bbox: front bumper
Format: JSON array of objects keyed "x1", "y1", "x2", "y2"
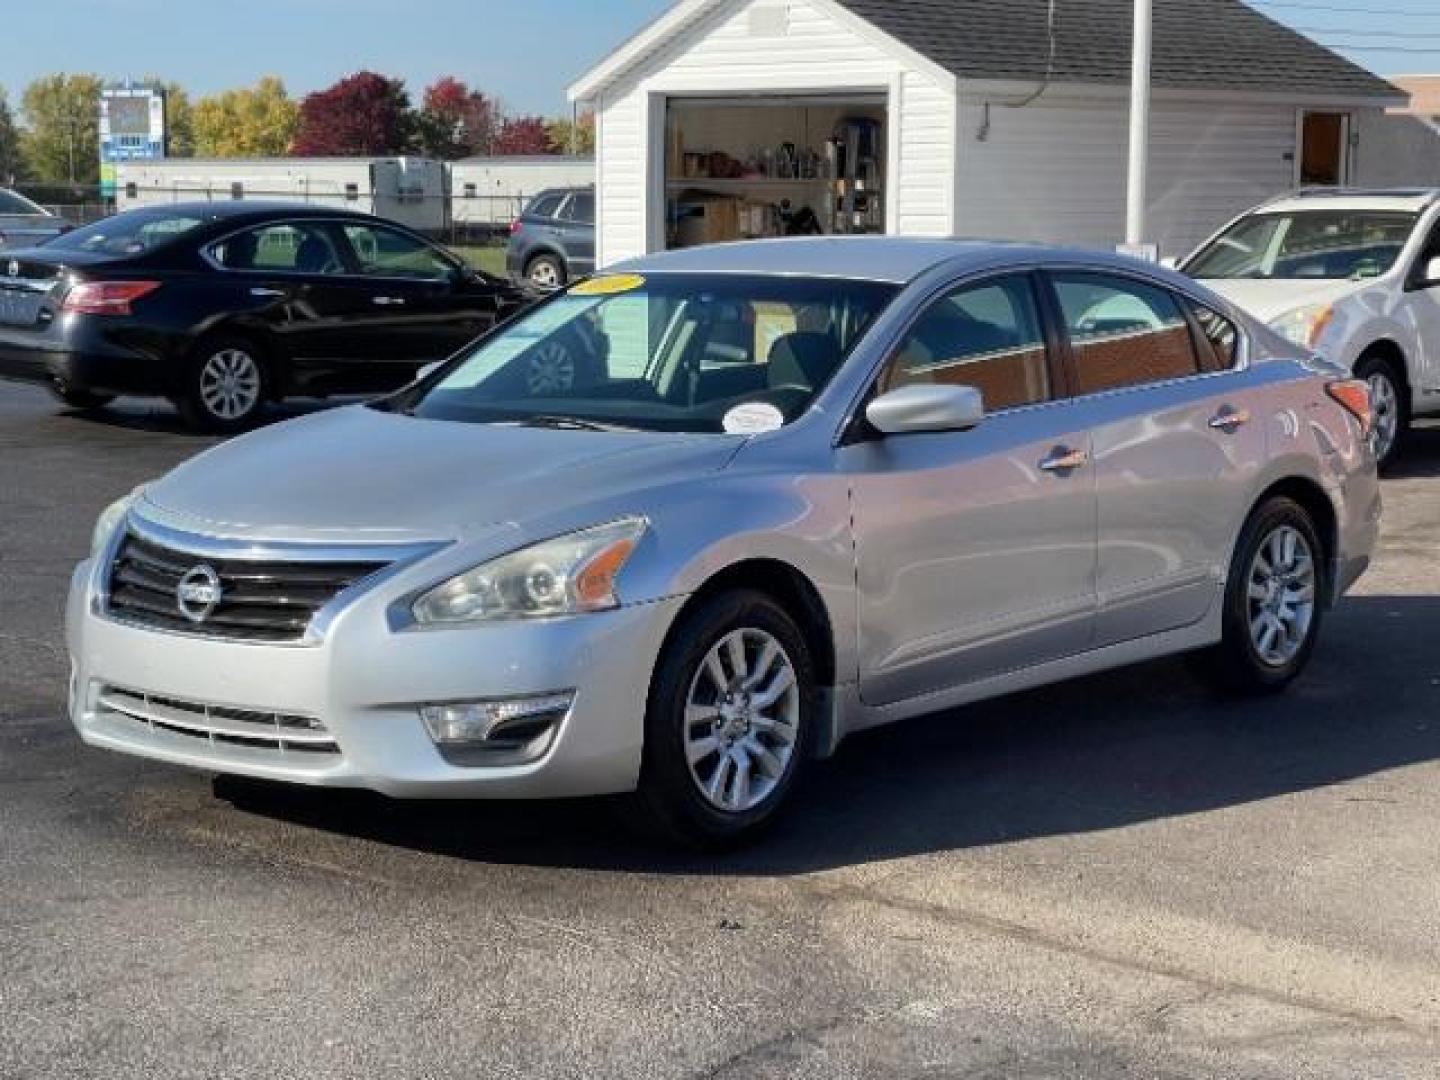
[{"x1": 66, "y1": 556, "x2": 684, "y2": 798}]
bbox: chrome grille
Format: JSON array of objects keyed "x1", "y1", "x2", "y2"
[
  {"x1": 106, "y1": 532, "x2": 389, "y2": 643},
  {"x1": 95, "y1": 685, "x2": 340, "y2": 755}
]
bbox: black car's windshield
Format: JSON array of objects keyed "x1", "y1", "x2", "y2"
[
  {"x1": 46, "y1": 211, "x2": 206, "y2": 256},
  {"x1": 400, "y1": 273, "x2": 899, "y2": 434},
  {"x1": 0, "y1": 190, "x2": 45, "y2": 216},
  {"x1": 1186, "y1": 210, "x2": 1419, "y2": 281}
]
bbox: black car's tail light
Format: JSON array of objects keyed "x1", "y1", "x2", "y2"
[
  {"x1": 62, "y1": 280, "x2": 162, "y2": 316},
  {"x1": 1326, "y1": 379, "x2": 1374, "y2": 438}
]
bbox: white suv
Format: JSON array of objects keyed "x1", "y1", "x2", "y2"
[{"x1": 1184, "y1": 189, "x2": 1440, "y2": 467}]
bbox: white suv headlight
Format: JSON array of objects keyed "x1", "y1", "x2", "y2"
[
  {"x1": 1270, "y1": 303, "x2": 1335, "y2": 348},
  {"x1": 90, "y1": 485, "x2": 150, "y2": 556},
  {"x1": 410, "y1": 517, "x2": 647, "y2": 626}
]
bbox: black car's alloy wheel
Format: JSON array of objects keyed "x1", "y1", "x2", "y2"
[
  {"x1": 636, "y1": 590, "x2": 815, "y2": 848},
  {"x1": 178, "y1": 336, "x2": 268, "y2": 432}
]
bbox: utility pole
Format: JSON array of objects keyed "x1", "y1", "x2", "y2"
[{"x1": 1124, "y1": 0, "x2": 1152, "y2": 249}]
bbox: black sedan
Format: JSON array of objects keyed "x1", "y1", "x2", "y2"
[{"x1": 0, "y1": 202, "x2": 526, "y2": 430}]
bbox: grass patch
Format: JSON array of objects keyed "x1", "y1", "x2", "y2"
[{"x1": 449, "y1": 244, "x2": 508, "y2": 278}]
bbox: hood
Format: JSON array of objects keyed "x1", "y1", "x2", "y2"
[
  {"x1": 141, "y1": 405, "x2": 744, "y2": 543},
  {"x1": 1199, "y1": 277, "x2": 1369, "y2": 325}
]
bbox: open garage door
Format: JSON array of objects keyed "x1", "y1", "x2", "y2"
[{"x1": 664, "y1": 94, "x2": 888, "y2": 251}]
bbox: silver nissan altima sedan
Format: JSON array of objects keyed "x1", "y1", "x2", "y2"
[{"x1": 67, "y1": 238, "x2": 1380, "y2": 845}]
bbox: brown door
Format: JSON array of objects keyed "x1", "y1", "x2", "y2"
[{"x1": 1301, "y1": 112, "x2": 1348, "y2": 186}]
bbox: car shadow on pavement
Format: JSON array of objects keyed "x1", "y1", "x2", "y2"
[
  {"x1": 215, "y1": 593, "x2": 1440, "y2": 876},
  {"x1": 1386, "y1": 421, "x2": 1440, "y2": 479}
]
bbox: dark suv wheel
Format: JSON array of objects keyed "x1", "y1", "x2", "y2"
[{"x1": 526, "y1": 253, "x2": 567, "y2": 291}]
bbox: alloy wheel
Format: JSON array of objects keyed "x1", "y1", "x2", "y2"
[
  {"x1": 1366, "y1": 370, "x2": 1399, "y2": 462},
  {"x1": 1246, "y1": 524, "x2": 1317, "y2": 668},
  {"x1": 682, "y1": 627, "x2": 801, "y2": 813},
  {"x1": 199, "y1": 348, "x2": 262, "y2": 421},
  {"x1": 528, "y1": 260, "x2": 561, "y2": 289}
]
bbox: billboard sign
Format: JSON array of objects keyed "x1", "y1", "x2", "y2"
[{"x1": 99, "y1": 84, "x2": 166, "y2": 196}]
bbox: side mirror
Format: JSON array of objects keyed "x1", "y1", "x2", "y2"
[
  {"x1": 866, "y1": 384, "x2": 985, "y2": 436},
  {"x1": 416, "y1": 361, "x2": 444, "y2": 382},
  {"x1": 1422, "y1": 256, "x2": 1440, "y2": 287},
  {"x1": 1160, "y1": 255, "x2": 1179, "y2": 270}
]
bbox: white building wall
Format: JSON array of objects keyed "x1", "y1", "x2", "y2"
[
  {"x1": 590, "y1": 0, "x2": 956, "y2": 265},
  {"x1": 1353, "y1": 110, "x2": 1440, "y2": 187},
  {"x1": 449, "y1": 158, "x2": 595, "y2": 226},
  {"x1": 955, "y1": 95, "x2": 1298, "y2": 258}
]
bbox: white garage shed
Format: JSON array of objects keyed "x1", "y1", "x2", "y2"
[{"x1": 570, "y1": 0, "x2": 1409, "y2": 266}]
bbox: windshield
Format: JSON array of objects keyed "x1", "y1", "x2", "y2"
[
  {"x1": 47, "y1": 211, "x2": 206, "y2": 256},
  {"x1": 0, "y1": 190, "x2": 45, "y2": 216},
  {"x1": 398, "y1": 273, "x2": 899, "y2": 434},
  {"x1": 1186, "y1": 210, "x2": 1418, "y2": 281}
]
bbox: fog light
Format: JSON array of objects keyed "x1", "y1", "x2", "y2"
[{"x1": 419, "y1": 692, "x2": 574, "y2": 752}]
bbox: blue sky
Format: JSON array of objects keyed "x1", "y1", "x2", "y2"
[{"x1": 1, "y1": 0, "x2": 1438, "y2": 116}]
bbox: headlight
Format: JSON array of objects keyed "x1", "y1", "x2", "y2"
[
  {"x1": 90, "y1": 485, "x2": 149, "y2": 556},
  {"x1": 410, "y1": 517, "x2": 647, "y2": 626},
  {"x1": 1270, "y1": 303, "x2": 1335, "y2": 348}
]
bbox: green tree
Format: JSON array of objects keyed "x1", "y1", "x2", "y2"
[
  {"x1": 20, "y1": 74, "x2": 103, "y2": 184},
  {"x1": 545, "y1": 112, "x2": 595, "y2": 156},
  {"x1": 192, "y1": 77, "x2": 299, "y2": 157},
  {"x1": 0, "y1": 87, "x2": 22, "y2": 183}
]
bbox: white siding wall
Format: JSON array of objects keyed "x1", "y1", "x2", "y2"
[
  {"x1": 1353, "y1": 109, "x2": 1440, "y2": 187},
  {"x1": 591, "y1": 0, "x2": 956, "y2": 264},
  {"x1": 955, "y1": 96, "x2": 1299, "y2": 258}
]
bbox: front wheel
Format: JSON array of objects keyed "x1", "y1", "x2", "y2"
[
  {"x1": 1195, "y1": 496, "x2": 1324, "y2": 695},
  {"x1": 636, "y1": 590, "x2": 815, "y2": 848},
  {"x1": 176, "y1": 336, "x2": 268, "y2": 433},
  {"x1": 1354, "y1": 355, "x2": 1407, "y2": 471}
]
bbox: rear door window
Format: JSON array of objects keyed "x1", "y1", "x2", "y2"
[
  {"x1": 1051, "y1": 273, "x2": 1201, "y2": 394},
  {"x1": 527, "y1": 193, "x2": 564, "y2": 220},
  {"x1": 210, "y1": 223, "x2": 344, "y2": 274}
]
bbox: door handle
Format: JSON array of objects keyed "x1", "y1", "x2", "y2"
[
  {"x1": 1039, "y1": 446, "x2": 1089, "y2": 473},
  {"x1": 249, "y1": 287, "x2": 286, "y2": 298},
  {"x1": 1209, "y1": 406, "x2": 1252, "y2": 432},
  {"x1": 372, "y1": 296, "x2": 407, "y2": 307}
]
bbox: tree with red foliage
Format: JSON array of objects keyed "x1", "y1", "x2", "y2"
[
  {"x1": 491, "y1": 116, "x2": 554, "y2": 156},
  {"x1": 292, "y1": 71, "x2": 415, "y2": 156},
  {"x1": 416, "y1": 77, "x2": 497, "y2": 159}
]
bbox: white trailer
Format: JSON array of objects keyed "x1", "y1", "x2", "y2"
[
  {"x1": 114, "y1": 157, "x2": 448, "y2": 233},
  {"x1": 448, "y1": 156, "x2": 595, "y2": 231}
]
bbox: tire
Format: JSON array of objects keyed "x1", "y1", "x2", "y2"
[
  {"x1": 1354, "y1": 353, "x2": 1408, "y2": 472},
  {"x1": 49, "y1": 384, "x2": 115, "y2": 410},
  {"x1": 176, "y1": 335, "x2": 269, "y2": 433},
  {"x1": 525, "y1": 253, "x2": 566, "y2": 291},
  {"x1": 635, "y1": 590, "x2": 816, "y2": 848},
  {"x1": 1195, "y1": 496, "x2": 1325, "y2": 696}
]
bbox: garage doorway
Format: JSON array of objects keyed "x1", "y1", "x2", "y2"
[
  {"x1": 663, "y1": 94, "x2": 888, "y2": 250},
  {"x1": 1299, "y1": 111, "x2": 1351, "y2": 187}
]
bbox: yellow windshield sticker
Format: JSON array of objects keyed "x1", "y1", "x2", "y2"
[{"x1": 570, "y1": 273, "x2": 646, "y2": 297}]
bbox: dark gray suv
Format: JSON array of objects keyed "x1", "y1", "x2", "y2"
[{"x1": 505, "y1": 186, "x2": 595, "y2": 290}]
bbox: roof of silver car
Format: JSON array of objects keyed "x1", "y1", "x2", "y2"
[{"x1": 612, "y1": 236, "x2": 1162, "y2": 285}]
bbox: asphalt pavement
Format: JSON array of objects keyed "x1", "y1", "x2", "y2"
[{"x1": 3, "y1": 383, "x2": 1439, "y2": 1079}]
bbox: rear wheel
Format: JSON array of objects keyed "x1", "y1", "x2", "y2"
[
  {"x1": 635, "y1": 590, "x2": 815, "y2": 848},
  {"x1": 1196, "y1": 496, "x2": 1324, "y2": 695},
  {"x1": 525, "y1": 253, "x2": 566, "y2": 291},
  {"x1": 177, "y1": 336, "x2": 268, "y2": 433},
  {"x1": 49, "y1": 384, "x2": 115, "y2": 410},
  {"x1": 1354, "y1": 353, "x2": 1407, "y2": 470}
]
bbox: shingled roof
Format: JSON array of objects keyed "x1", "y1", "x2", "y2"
[{"x1": 832, "y1": 0, "x2": 1402, "y2": 100}]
